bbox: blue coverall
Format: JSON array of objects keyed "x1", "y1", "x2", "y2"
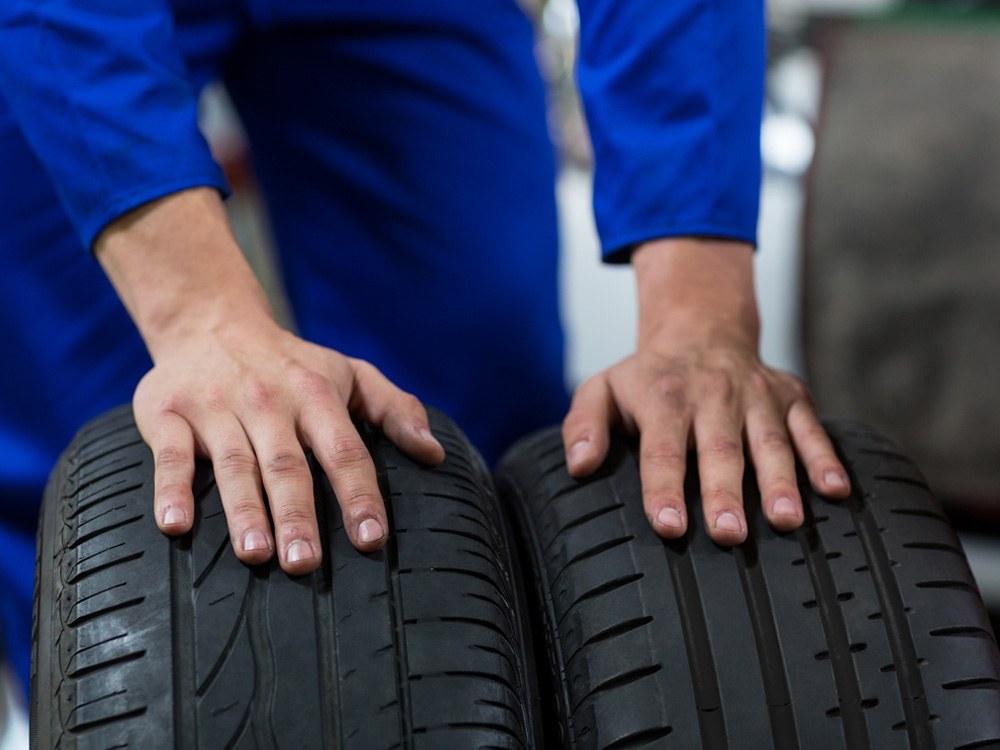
[{"x1": 0, "y1": 0, "x2": 763, "y2": 696}]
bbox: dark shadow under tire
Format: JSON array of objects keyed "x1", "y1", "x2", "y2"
[
  {"x1": 32, "y1": 405, "x2": 542, "y2": 749},
  {"x1": 497, "y1": 422, "x2": 1000, "y2": 750}
]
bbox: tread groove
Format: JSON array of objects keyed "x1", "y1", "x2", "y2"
[
  {"x1": 796, "y1": 513, "x2": 869, "y2": 749},
  {"x1": 849, "y1": 485, "x2": 933, "y2": 749},
  {"x1": 665, "y1": 543, "x2": 727, "y2": 747},
  {"x1": 735, "y1": 539, "x2": 798, "y2": 749}
]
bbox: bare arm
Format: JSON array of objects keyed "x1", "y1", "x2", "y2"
[
  {"x1": 562, "y1": 237, "x2": 850, "y2": 544},
  {"x1": 96, "y1": 187, "x2": 444, "y2": 574}
]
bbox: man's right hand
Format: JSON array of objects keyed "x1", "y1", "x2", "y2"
[{"x1": 95, "y1": 187, "x2": 444, "y2": 575}]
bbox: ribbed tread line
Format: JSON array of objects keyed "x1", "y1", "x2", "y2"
[
  {"x1": 901, "y1": 541, "x2": 964, "y2": 554},
  {"x1": 955, "y1": 739, "x2": 1000, "y2": 750},
  {"x1": 70, "y1": 459, "x2": 144, "y2": 495},
  {"x1": 873, "y1": 474, "x2": 929, "y2": 490},
  {"x1": 557, "y1": 573, "x2": 645, "y2": 628},
  {"x1": 380, "y1": 454, "x2": 415, "y2": 750},
  {"x1": 69, "y1": 482, "x2": 144, "y2": 519},
  {"x1": 411, "y1": 670, "x2": 519, "y2": 697},
  {"x1": 171, "y1": 535, "x2": 197, "y2": 748},
  {"x1": 602, "y1": 726, "x2": 674, "y2": 749},
  {"x1": 848, "y1": 481, "x2": 933, "y2": 750},
  {"x1": 563, "y1": 616, "x2": 653, "y2": 668},
  {"x1": 66, "y1": 649, "x2": 147, "y2": 680},
  {"x1": 194, "y1": 583, "x2": 251, "y2": 697},
  {"x1": 552, "y1": 535, "x2": 635, "y2": 585},
  {"x1": 665, "y1": 546, "x2": 727, "y2": 747},
  {"x1": 400, "y1": 565, "x2": 511, "y2": 603},
  {"x1": 246, "y1": 576, "x2": 278, "y2": 749},
  {"x1": 929, "y1": 626, "x2": 995, "y2": 639},
  {"x1": 405, "y1": 616, "x2": 518, "y2": 655},
  {"x1": 734, "y1": 540, "x2": 798, "y2": 750},
  {"x1": 457, "y1": 546, "x2": 508, "y2": 579},
  {"x1": 543, "y1": 503, "x2": 627, "y2": 554},
  {"x1": 571, "y1": 664, "x2": 662, "y2": 713},
  {"x1": 888, "y1": 507, "x2": 949, "y2": 523},
  {"x1": 795, "y1": 519, "x2": 869, "y2": 749},
  {"x1": 514, "y1": 479, "x2": 576, "y2": 747},
  {"x1": 464, "y1": 592, "x2": 517, "y2": 634},
  {"x1": 413, "y1": 721, "x2": 525, "y2": 747},
  {"x1": 68, "y1": 514, "x2": 144, "y2": 548},
  {"x1": 67, "y1": 595, "x2": 146, "y2": 628},
  {"x1": 915, "y1": 580, "x2": 978, "y2": 593},
  {"x1": 469, "y1": 643, "x2": 520, "y2": 679},
  {"x1": 66, "y1": 551, "x2": 145, "y2": 585},
  {"x1": 68, "y1": 706, "x2": 148, "y2": 734},
  {"x1": 942, "y1": 677, "x2": 1000, "y2": 691}
]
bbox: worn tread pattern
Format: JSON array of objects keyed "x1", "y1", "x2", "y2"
[
  {"x1": 33, "y1": 405, "x2": 540, "y2": 749},
  {"x1": 497, "y1": 421, "x2": 1000, "y2": 749}
]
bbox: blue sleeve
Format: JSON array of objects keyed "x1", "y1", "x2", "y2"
[
  {"x1": 576, "y1": 0, "x2": 765, "y2": 261},
  {"x1": 0, "y1": 0, "x2": 227, "y2": 251}
]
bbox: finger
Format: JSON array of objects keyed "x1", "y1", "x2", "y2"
[
  {"x1": 347, "y1": 359, "x2": 445, "y2": 465},
  {"x1": 745, "y1": 406, "x2": 803, "y2": 532},
  {"x1": 787, "y1": 398, "x2": 851, "y2": 499},
  {"x1": 693, "y1": 381, "x2": 747, "y2": 545},
  {"x1": 201, "y1": 416, "x2": 275, "y2": 567},
  {"x1": 243, "y1": 412, "x2": 321, "y2": 575},
  {"x1": 562, "y1": 375, "x2": 615, "y2": 477},
  {"x1": 635, "y1": 403, "x2": 690, "y2": 539},
  {"x1": 299, "y1": 397, "x2": 388, "y2": 554},
  {"x1": 141, "y1": 410, "x2": 197, "y2": 536}
]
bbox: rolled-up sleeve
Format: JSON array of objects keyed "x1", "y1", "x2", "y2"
[
  {"x1": 0, "y1": 0, "x2": 227, "y2": 250},
  {"x1": 576, "y1": 0, "x2": 765, "y2": 261}
]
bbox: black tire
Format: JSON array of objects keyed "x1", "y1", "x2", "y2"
[
  {"x1": 32, "y1": 405, "x2": 542, "y2": 749},
  {"x1": 497, "y1": 422, "x2": 1000, "y2": 749}
]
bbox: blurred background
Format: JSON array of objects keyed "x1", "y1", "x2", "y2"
[{"x1": 3, "y1": 0, "x2": 999, "y2": 745}]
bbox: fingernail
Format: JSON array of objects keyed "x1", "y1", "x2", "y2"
[
  {"x1": 243, "y1": 530, "x2": 270, "y2": 552},
  {"x1": 656, "y1": 507, "x2": 684, "y2": 530},
  {"x1": 418, "y1": 427, "x2": 436, "y2": 442},
  {"x1": 358, "y1": 518, "x2": 385, "y2": 544},
  {"x1": 163, "y1": 507, "x2": 186, "y2": 527},
  {"x1": 825, "y1": 471, "x2": 849, "y2": 490},
  {"x1": 567, "y1": 440, "x2": 590, "y2": 467},
  {"x1": 715, "y1": 512, "x2": 743, "y2": 533},
  {"x1": 286, "y1": 540, "x2": 315, "y2": 563},
  {"x1": 773, "y1": 497, "x2": 798, "y2": 517}
]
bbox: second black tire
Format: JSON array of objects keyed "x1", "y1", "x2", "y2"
[{"x1": 497, "y1": 422, "x2": 1000, "y2": 749}]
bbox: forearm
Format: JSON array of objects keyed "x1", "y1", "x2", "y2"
[
  {"x1": 94, "y1": 187, "x2": 274, "y2": 360},
  {"x1": 632, "y1": 238, "x2": 759, "y2": 350}
]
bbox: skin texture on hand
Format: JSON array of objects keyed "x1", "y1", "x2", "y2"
[
  {"x1": 95, "y1": 187, "x2": 444, "y2": 575},
  {"x1": 562, "y1": 237, "x2": 851, "y2": 545}
]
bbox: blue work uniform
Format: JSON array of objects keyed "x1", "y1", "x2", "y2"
[{"x1": 0, "y1": 0, "x2": 763, "y2": 696}]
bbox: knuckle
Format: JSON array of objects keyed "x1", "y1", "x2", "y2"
[
  {"x1": 293, "y1": 367, "x2": 332, "y2": 399},
  {"x1": 242, "y1": 377, "x2": 274, "y2": 413},
  {"x1": 325, "y1": 438, "x2": 371, "y2": 468},
  {"x1": 756, "y1": 429, "x2": 791, "y2": 452},
  {"x1": 275, "y1": 506, "x2": 315, "y2": 528},
  {"x1": 700, "y1": 437, "x2": 742, "y2": 460},
  {"x1": 228, "y1": 498, "x2": 265, "y2": 520},
  {"x1": 263, "y1": 449, "x2": 308, "y2": 477},
  {"x1": 642, "y1": 442, "x2": 687, "y2": 468},
  {"x1": 705, "y1": 371, "x2": 735, "y2": 401},
  {"x1": 155, "y1": 445, "x2": 190, "y2": 468},
  {"x1": 217, "y1": 448, "x2": 257, "y2": 474},
  {"x1": 747, "y1": 370, "x2": 771, "y2": 396},
  {"x1": 650, "y1": 373, "x2": 687, "y2": 405}
]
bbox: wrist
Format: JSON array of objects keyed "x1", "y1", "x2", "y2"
[
  {"x1": 632, "y1": 237, "x2": 760, "y2": 351},
  {"x1": 95, "y1": 187, "x2": 275, "y2": 359}
]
